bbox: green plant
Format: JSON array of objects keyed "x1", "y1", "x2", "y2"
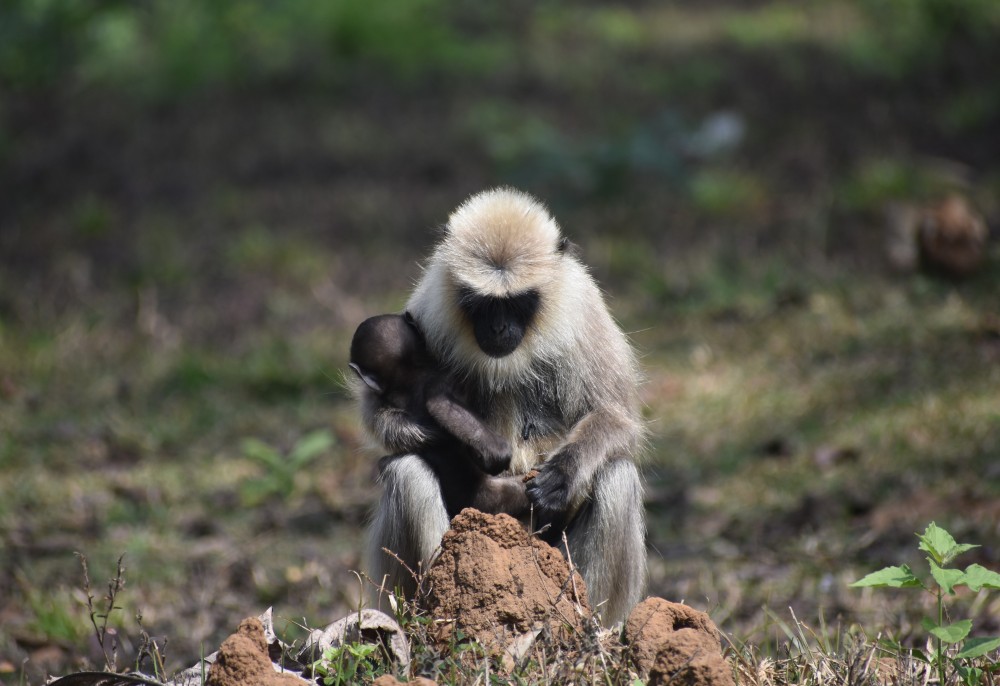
[
  {"x1": 20, "y1": 581, "x2": 91, "y2": 648},
  {"x1": 311, "y1": 642, "x2": 385, "y2": 685},
  {"x1": 851, "y1": 522, "x2": 1000, "y2": 685},
  {"x1": 240, "y1": 429, "x2": 333, "y2": 504}
]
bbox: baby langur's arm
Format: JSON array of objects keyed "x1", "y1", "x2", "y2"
[{"x1": 425, "y1": 391, "x2": 511, "y2": 475}]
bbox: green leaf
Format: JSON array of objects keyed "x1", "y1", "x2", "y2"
[
  {"x1": 955, "y1": 636, "x2": 1000, "y2": 659},
  {"x1": 850, "y1": 564, "x2": 922, "y2": 588},
  {"x1": 289, "y1": 429, "x2": 334, "y2": 465},
  {"x1": 877, "y1": 636, "x2": 904, "y2": 653},
  {"x1": 929, "y1": 559, "x2": 966, "y2": 594},
  {"x1": 917, "y1": 522, "x2": 954, "y2": 563},
  {"x1": 240, "y1": 478, "x2": 277, "y2": 505},
  {"x1": 927, "y1": 619, "x2": 972, "y2": 644},
  {"x1": 345, "y1": 642, "x2": 378, "y2": 658},
  {"x1": 957, "y1": 665, "x2": 984, "y2": 686},
  {"x1": 917, "y1": 522, "x2": 979, "y2": 565},
  {"x1": 964, "y1": 564, "x2": 1000, "y2": 592},
  {"x1": 241, "y1": 437, "x2": 283, "y2": 468}
]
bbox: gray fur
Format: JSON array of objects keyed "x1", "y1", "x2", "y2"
[
  {"x1": 366, "y1": 455, "x2": 449, "y2": 599},
  {"x1": 562, "y1": 458, "x2": 646, "y2": 623}
]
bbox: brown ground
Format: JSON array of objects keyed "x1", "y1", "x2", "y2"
[
  {"x1": 206, "y1": 618, "x2": 307, "y2": 686},
  {"x1": 373, "y1": 677, "x2": 437, "y2": 686},
  {"x1": 420, "y1": 509, "x2": 590, "y2": 655}
]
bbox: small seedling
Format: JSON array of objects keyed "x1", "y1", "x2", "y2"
[
  {"x1": 240, "y1": 429, "x2": 333, "y2": 504},
  {"x1": 851, "y1": 522, "x2": 1000, "y2": 685},
  {"x1": 311, "y1": 642, "x2": 384, "y2": 685}
]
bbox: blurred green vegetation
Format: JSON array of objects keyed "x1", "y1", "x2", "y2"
[
  {"x1": 1, "y1": 0, "x2": 999, "y2": 682},
  {"x1": 4, "y1": 0, "x2": 999, "y2": 125},
  {"x1": 0, "y1": 0, "x2": 510, "y2": 97},
  {"x1": 4, "y1": 0, "x2": 1000, "y2": 218}
]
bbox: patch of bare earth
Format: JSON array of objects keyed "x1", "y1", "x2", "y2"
[{"x1": 373, "y1": 677, "x2": 438, "y2": 686}]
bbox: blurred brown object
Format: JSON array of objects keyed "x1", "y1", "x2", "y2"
[
  {"x1": 886, "y1": 194, "x2": 989, "y2": 277},
  {"x1": 918, "y1": 195, "x2": 989, "y2": 277}
]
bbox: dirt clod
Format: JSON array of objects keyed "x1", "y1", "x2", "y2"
[
  {"x1": 918, "y1": 194, "x2": 988, "y2": 277},
  {"x1": 625, "y1": 597, "x2": 733, "y2": 686},
  {"x1": 206, "y1": 618, "x2": 307, "y2": 686},
  {"x1": 373, "y1": 676, "x2": 438, "y2": 686},
  {"x1": 421, "y1": 508, "x2": 590, "y2": 654},
  {"x1": 647, "y1": 629, "x2": 734, "y2": 686}
]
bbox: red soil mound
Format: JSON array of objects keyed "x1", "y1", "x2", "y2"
[
  {"x1": 421, "y1": 509, "x2": 590, "y2": 654},
  {"x1": 206, "y1": 618, "x2": 306, "y2": 686}
]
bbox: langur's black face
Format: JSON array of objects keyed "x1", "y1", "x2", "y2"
[{"x1": 458, "y1": 287, "x2": 540, "y2": 358}]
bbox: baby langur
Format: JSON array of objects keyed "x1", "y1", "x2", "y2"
[{"x1": 349, "y1": 313, "x2": 530, "y2": 519}]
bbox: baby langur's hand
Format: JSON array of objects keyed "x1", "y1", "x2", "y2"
[{"x1": 475, "y1": 434, "x2": 512, "y2": 476}]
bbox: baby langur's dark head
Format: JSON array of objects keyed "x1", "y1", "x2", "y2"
[{"x1": 349, "y1": 312, "x2": 430, "y2": 394}]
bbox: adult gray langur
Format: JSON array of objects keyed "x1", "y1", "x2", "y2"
[{"x1": 362, "y1": 187, "x2": 647, "y2": 624}]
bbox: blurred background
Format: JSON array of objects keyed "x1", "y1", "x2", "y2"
[{"x1": 1, "y1": 0, "x2": 999, "y2": 681}]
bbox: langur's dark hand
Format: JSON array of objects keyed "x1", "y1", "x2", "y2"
[{"x1": 525, "y1": 447, "x2": 577, "y2": 542}]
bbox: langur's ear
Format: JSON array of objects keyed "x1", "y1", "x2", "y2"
[
  {"x1": 403, "y1": 310, "x2": 423, "y2": 335},
  {"x1": 349, "y1": 362, "x2": 384, "y2": 394}
]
